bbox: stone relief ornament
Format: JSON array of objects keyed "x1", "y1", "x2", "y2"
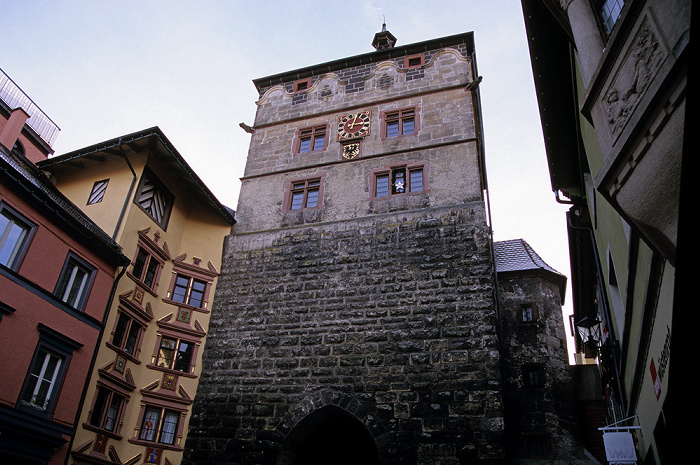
[{"x1": 602, "y1": 17, "x2": 666, "y2": 141}]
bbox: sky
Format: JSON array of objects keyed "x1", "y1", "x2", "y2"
[{"x1": 2, "y1": 0, "x2": 575, "y2": 356}]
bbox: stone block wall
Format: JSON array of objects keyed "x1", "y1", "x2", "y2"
[
  {"x1": 183, "y1": 204, "x2": 506, "y2": 465},
  {"x1": 497, "y1": 273, "x2": 588, "y2": 463}
]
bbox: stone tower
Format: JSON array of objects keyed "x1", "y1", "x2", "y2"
[{"x1": 184, "y1": 29, "x2": 504, "y2": 464}]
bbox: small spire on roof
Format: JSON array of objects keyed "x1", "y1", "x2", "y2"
[{"x1": 372, "y1": 19, "x2": 396, "y2": 50}]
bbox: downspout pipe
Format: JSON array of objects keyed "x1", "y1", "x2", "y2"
[
  {"x1": 467, "y1": 41, "x2": 510, "y2": 460},
  {"x1": 63, "y1": 263, "x2": 128, "y2": 465},
  {"x1": 112, "y1": 138, "x2": 137, "y2": 240}
]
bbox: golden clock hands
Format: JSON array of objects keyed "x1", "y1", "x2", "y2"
[{"x1": 347, "y1": 115, "x2": 360, "y2": 128}]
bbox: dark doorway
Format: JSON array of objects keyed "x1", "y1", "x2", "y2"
[{"x1": 279, "y1": 406, "x2": 380, "y2": 465}]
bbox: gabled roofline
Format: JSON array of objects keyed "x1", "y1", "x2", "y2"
[{"x1": 37, "y1": 127, "x2": 235, "y2": 225}]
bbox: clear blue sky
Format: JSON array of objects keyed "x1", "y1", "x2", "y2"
[{"x1": 2, "y1": 0, "x2": 575, "y2": 353}]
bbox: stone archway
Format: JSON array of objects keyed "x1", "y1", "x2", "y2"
[{"x1": 277, "y1": 405, "x2": 380, "y2": 465}]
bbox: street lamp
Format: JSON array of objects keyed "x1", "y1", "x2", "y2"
[{"x1": 575, "y1": 315, "x2": 602, "y2": 358}]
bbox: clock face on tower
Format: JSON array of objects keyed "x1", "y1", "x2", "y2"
[{"x1": 337, "y1": 110, "x2": 371, "y2": 141}]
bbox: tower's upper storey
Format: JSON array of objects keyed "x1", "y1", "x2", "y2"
[
  {"x1": 252, "y1": 32, "x2": 476, "y2": 125},
  {"x1": 235, "y1": 31, "x2": 485, "y2": 233},
  {"x1": 244, "y1": 31, "x2": 480, "y2": 173}
]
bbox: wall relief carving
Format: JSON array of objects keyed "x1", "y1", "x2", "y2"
[{"x1": 602, "y1": 16, "x2": 666, "y2": 142}]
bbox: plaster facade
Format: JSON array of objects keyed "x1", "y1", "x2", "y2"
[{"x1": 38, "y1": 128, "x2": 234, "y2": 465}]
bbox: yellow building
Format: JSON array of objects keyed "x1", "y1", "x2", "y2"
[{"x1": 38, "y1": 127, "x2": 235, "y2": 465}]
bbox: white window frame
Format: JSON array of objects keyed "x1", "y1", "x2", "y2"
[
  {"x1": 0, "y1": 204, "x2": 35, "y2": 270},
  {"x1": 55, "y1": 254, "x2": 95, "y2": 310}
]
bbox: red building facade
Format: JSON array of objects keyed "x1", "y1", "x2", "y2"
[{"x1": 0, "y1": 71, "x2": 128, "y2": 465}]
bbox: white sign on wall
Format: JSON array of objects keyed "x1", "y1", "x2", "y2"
[{"x1": 603, "y1": 431, "x2": 637, "y2": 463}]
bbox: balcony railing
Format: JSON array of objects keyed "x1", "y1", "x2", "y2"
[{"x1": 0, "y1": 68, "x2": 60, "y2": 147}]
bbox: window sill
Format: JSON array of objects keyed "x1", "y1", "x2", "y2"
[
  {"x1": 370, "y1": 190, "x2": 428, "y2": 200},
  {"x1": 381, "y1": 133, "x2": 418, "y2": 142},
  {"x1": 126, "y1": 273, "x2": 159, "y2": 298},
  {"x1": 128, "y1": 438, "x2": 183, "y2": 451},
  {"x1": 146, "y1": 363, "x2": 197, "y2": 379},
  {"x1": 161, "y1": 298, "x2": 209, "y2": 313},
  {"x1": 106, "y1": 342, "x2": 142, "y2": 364},
  {"x1": 17, "y1": 401, "x2": 51, "y2": 419},
  {"x1": 81, "y1": 423, "x2": 124, "y2": 440}
]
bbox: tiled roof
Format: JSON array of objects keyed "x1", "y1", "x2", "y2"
[{"x1": 494, "y1": 238, "x2": 562, "y2": 276}]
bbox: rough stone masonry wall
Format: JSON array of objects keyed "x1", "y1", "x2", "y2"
[{"x1": 183, "y1": 204, "x2": 506, "y2": 465}]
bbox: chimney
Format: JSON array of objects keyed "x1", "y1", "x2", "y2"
[{"x1": 0, "y1": 107, "x2": 30, "y2": 152}]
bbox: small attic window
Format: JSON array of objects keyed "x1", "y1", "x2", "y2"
[
  {"x1": 404, "y1": 54, "x2": 425, "y2": 69},
  {"x1": 134, "y1": 168, "x2": 174, "y2": 230},
  {"x1": 293, "y1": 78, "x2": 311, "y2": 93},
  {"x1": 87, "y1": 179, "x2": 109, "y2": 205}
]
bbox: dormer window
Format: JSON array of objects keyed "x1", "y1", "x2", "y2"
[{"x1": 134, "y1": 168, "x2": 174, "y2": 230}]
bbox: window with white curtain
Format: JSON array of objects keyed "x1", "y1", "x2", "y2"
[{"x1": 139, "y1": 406, "x2": 180, "y2": 445}]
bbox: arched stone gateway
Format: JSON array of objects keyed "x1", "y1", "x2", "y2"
[{"x1": 277, "y1": 406, "x2": 380, "y2": 465}]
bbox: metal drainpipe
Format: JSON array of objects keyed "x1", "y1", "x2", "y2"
[
  {"x1": 112, "y1": 138, "x2": 137, "y2": 240},
  {"x1": 467, "y1": 43, "x2": 510, "y2": 459},
  {"x1": 63, "y1": 138, "x2": 135, "y2": 463},
  {"x1": 62, "y1": 263, "x2": 128, "y2": 465}
]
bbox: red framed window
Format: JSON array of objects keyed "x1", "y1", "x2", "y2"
[
  {"x1": 164, "y1": 259, "x2": 217, "y2": 311},
  {"x1": 128, "y1": 229, "x2": 169, "y2": 295},
  {"x1": 293, "y1": 78, "x2": 312, "y2": 93},
  {"x1": 111, "y1": 312, "x2": 144, "y2": 357},
  {"x1": 381, "y1": 106, "x2": 419, "y2": 139},
  {"x1": 168, "y1": 274, "x2": 208, "y2": 309},
  {"x1": 283, "y1": 176, "x2": 325, "y2": 213},
  {"x1": 372, "y1": 163, "x2": 427, "y2": 198},
  {"x1": 155, "y1": 336, "x2": 195, "y2": 374},
  {"x1": 295, "y1": 124, "x2": 328, "y2": 153},
  {"x1": 404, "y1": 53, "x2": 425, "y2": 69},
  {"x1": 139, "y1": 406, "x2": 181, "y2": 445}
]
